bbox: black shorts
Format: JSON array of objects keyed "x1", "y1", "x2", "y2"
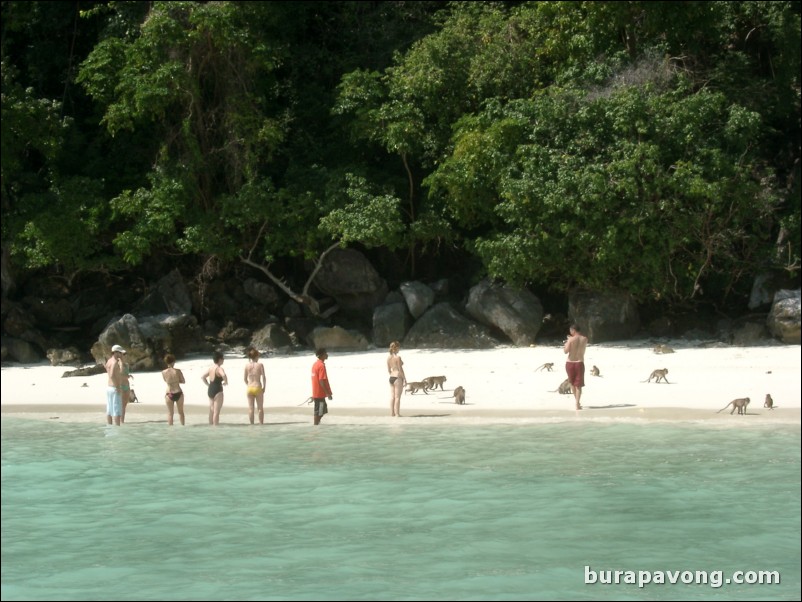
[{"x1": 313, "y1": 398, "x2": 328, "y2": 416}]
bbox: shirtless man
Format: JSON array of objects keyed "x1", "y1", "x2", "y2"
[
  {"x1": 244, "y1": 348, "x2": 267, "y2": 425},
  {"x1": 563, "y1": 324, "x2": 588, "y2": 411},
  {"x1": 105, "y1": 345, "x2": 125, "y2": 426}
]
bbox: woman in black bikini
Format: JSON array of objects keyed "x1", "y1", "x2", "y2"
[
  {"x1": 203, "y1": 351, "x2": 228, "y2": 425},
  {"x1": 387, "y1": 341, "x2": 406, "y2": 417},
  {"x1": 162, "y1": 353, "x2": 186, "y2": 425}
]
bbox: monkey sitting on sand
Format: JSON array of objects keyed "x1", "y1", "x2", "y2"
[
  {"x1": 764, "y1": 394, "x2": 774, "y2": 410},
  {"x1": 590, "y1": 365, "x2": 600, "y2": 377},
  {"x1": 717, "y1": 397, "x2": 750, "y2": 415},
  {"x1": 552, "y1": 379, "x2": 572, "y2": 394},
  {"x1": 453, "y1": 386, "x2": 466, "y2": 405}
]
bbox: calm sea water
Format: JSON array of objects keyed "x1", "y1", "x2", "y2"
[{"x1": 1, "y1": 418, "x2": 799, "y2": 601}]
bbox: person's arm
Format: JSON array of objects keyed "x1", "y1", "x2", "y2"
[
  {"x1": 319, "y1": 379, "x2": 332, "y2": 399},
  {"x1": 177, "y1": 369, "x2": 185, "y2": 384},
  {"x1": 244, "y1": 365, "x2": 249, "y2": 385},
  {"x1": 202, "y1": 370, "x2": 209, "y2": 385},
  {"x1": 319, "y1": 367, "x2": 332, "y2": 399},
  {"x1": 220, "y1": 368, "x2": 228, "y2": 385},
  {"x1": 260, "y1": 364, "x2": 266, "y2": 391}
]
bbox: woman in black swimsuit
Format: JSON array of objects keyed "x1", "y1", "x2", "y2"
[
  {"x1": 203, "y1": 351, "x2": 228, "y2": 425},
  {"x1": 162, "y1": 353, "x2": 186, "y2": 426}
]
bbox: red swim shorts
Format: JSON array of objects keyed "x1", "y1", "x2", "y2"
[{"x1": 565, "y1": 362, "x2": 585, "y2": 388}]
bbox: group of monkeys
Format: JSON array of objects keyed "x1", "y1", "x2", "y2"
[
  {"x1": 535, "y1": 361, "x2": 776, "y2": 415},
  {"x1": 717, "y1": 394, "x2": 775, "y2": 415},
  {"x1": 405, "y1": 375, "x2": 466, "y2": 405},
  {"x1": 402, "y1": 358, "x2": 777, "y2": 414}
]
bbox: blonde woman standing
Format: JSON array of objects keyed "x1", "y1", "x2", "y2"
[{"x1": 387, "y1": 341, "x2": 406, "y2": 417}]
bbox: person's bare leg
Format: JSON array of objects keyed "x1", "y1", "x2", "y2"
[
  {"x1": 572, "y1": 386, "x2": 582, "y2": 410},
  {"x1": 122, "y1": 391, "x2": 129, "y2": 423},
  {"x1": 257, "y1": 394, "x2": 264, "y2": 424},
  {"x1": 247, "y1": 396, "x2": 255, "y2": 425},
  {"x1": 176, "y1": 398, "x2": 185, "y2": 425},
  {"x1": 212, "y1": 395, "x2": 224, "y2": 425},
  {"x1": 166, "y1": 395, "x2": 174, "y2": 426}
]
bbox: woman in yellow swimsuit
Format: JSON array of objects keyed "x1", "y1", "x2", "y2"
[
  {"x1": 162, "y1": 354, "x2": 186, "y2": 425},
  {"x1": 244, "y1": 347, "x2": 267, "y2": 425}
]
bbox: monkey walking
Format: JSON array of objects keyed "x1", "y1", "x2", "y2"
[
  {"x1": 535, "y1": 363, "x2": 554, "y2": 372},
  {"x1": 764, "y1": 394, "x2": 774, "y2": 410},
  {"x1": 644, "y1": 369, "x2": 669, "y2": 383},
  {"x1": 453, "y1": 386, "x2": 466, "y2": 405},
  {"x1": 654, "y1": 344, "x2": 675, "y2": 354},
  {"x1": 405, "y1": 381, "x2": 428, "y2": 395},
  {"x1": 422, "y1": 375, "x2": 447, "y2": 391},
  {"x1": 717, "y1": 397, "x2": 750, "y2": 415}
]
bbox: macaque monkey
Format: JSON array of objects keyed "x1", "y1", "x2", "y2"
[
  {"x1": 764, "y1": 394, "x2": 774, "y2": 410},
  {"x1": 405, "y1": 381, "x2": 428, "y2": 395},
  {"x1": 453, "y1": 386, "x2": 466, "y2": 405},
  {"x1": 644, "y1": 369, "x2": 670, "y2": 383},
  {"x1": 590, "y1": 365, "x2": 600, "y2": 377},
  {"x1": 717, "y1": 397, "x2": 750, "y2": 415},
  {"x1": 535, "y1": 363, "x2": 554, "y2": 372},
  {"x1": 552, "y1": 379, "x2": 572, "y2": 394},
  {"x1": 423, "y1": 375, "x2": 447, "y2": 391},
  {"x1": 654, "y1": 344, "x2": 675, "y2": 354}
]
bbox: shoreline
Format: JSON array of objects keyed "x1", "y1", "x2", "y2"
[
  {"x1": 2, "y1": 343, "x2": 799, "y2": 426},
  {"x1": 3, "y1": 405, "x2": 799, "y2": 428}
]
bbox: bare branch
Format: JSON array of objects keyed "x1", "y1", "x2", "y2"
[
  {"x1": 240, "y1": 255, "x2": 303, "y2": 303},
  {"x1": 239, "y1": 239, "x2": 342, "y2": 318},
  {"x1": 301, "y1": 241, "x2": 342, "y2": 298}
]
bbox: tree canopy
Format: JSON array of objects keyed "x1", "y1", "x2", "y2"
[{"x1": 2, "y1": 0, "x2": 799, "y2": 311}]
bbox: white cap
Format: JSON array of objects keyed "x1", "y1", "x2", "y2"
[{"x1": 111, "y1": 345, "x2": 126, "y2": 353}]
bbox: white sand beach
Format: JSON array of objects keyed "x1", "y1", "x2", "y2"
[{"x1": 1, "y1": 341, "x2": 799, "y2": 426}]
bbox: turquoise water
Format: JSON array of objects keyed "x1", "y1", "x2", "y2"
[{"x1": 1, "y1": 419, "x2": 799, "y2": 601}]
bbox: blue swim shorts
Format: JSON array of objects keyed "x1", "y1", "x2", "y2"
[{"x1": 106, "y1": 386, "x2": 122, "y2": 417}]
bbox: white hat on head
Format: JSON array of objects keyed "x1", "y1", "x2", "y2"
[{"x1": 111, "y1": 345, "x2": 126, "y2": 353}]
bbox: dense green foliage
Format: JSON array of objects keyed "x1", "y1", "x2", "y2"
[{"x1": 2, "y1": 1, "x2": 799, "y2": 309}]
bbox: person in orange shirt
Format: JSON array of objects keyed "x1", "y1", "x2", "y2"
[{"x1": 310, "y1": 348, "x2": 333, "y2": 425}]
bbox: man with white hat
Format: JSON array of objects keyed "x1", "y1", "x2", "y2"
[{"x1": 105, "y1": 345, "x2": 126, "y2": 425}]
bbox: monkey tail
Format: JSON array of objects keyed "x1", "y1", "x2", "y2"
[{"x1": 716, "y1": 404, "x2": 730, "y2": 414}]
